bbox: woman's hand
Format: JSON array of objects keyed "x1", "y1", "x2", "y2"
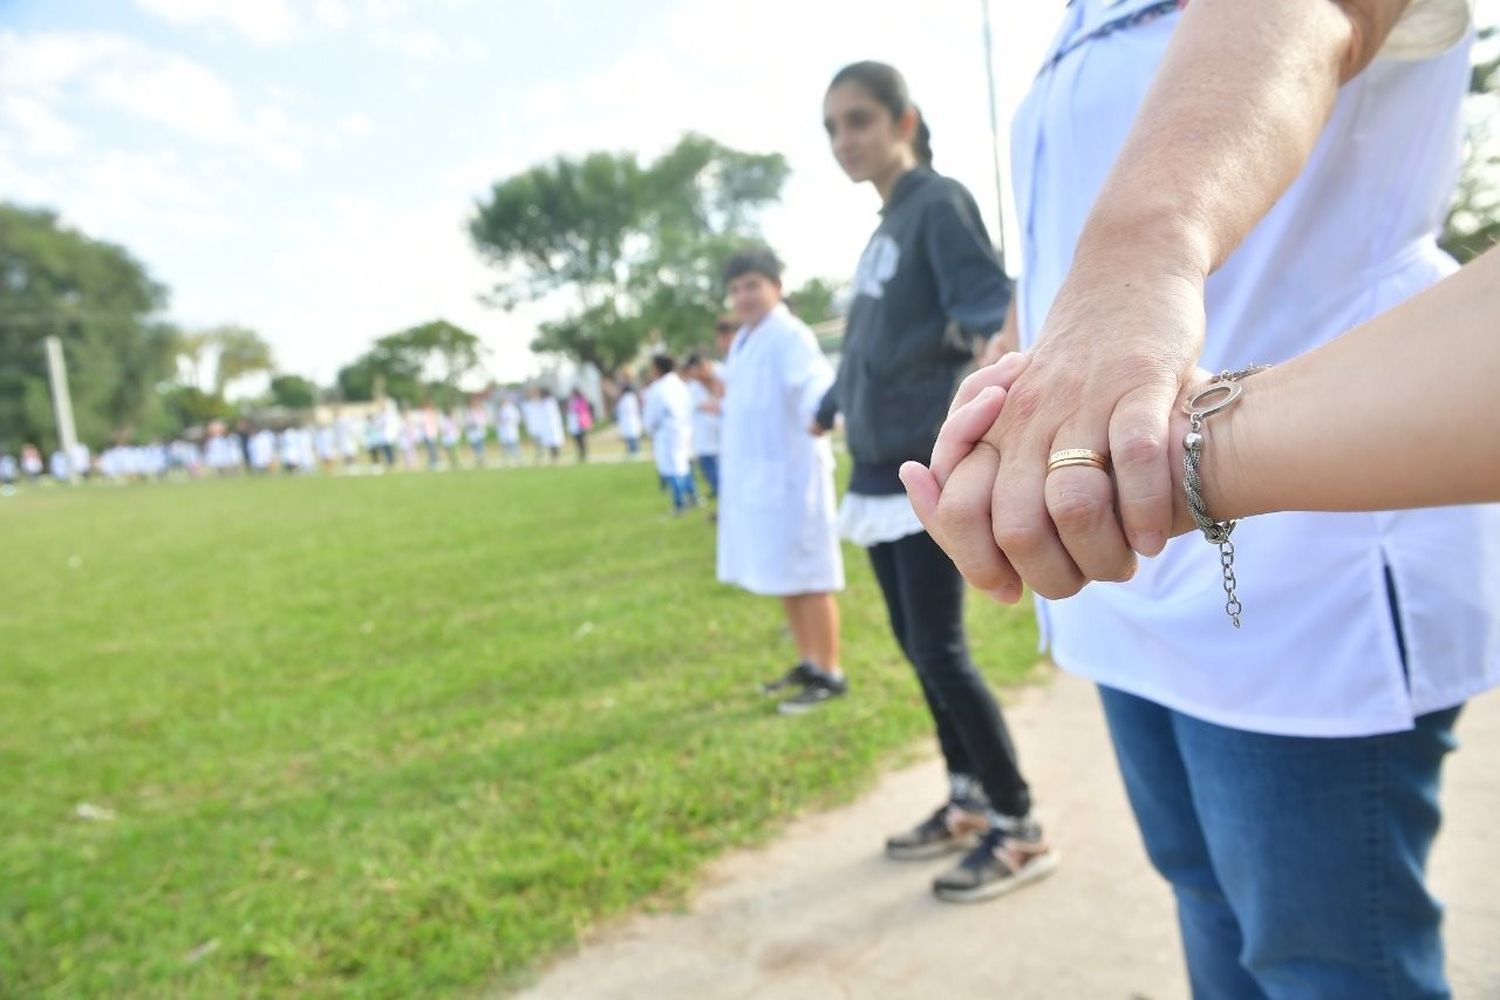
[
  {"x1": 904, "y1": 261, "x2": 1206, "y2": 600},
  {"x1": 905, "y1": 359, "x2": 1220, "y2": 600}
]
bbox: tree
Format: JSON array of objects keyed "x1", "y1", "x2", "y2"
[
  {"x1": 336, "y1": 319, "x2": 482, "y2": 407},
  {"x1": 158, "y1": 384, "x2": 231, "y2": 434},
  {"x1": 0, "y1": 203, "x2": 175, "y2": 452},
  {"x1": 268, "y1": 374, "x2": 319, "y2": 410},
  {"x1": 786, "y1": 278, "x2": 843, "y2": 326},
  {"x1": 207, "y1": 325, "x2": 276, "y2": 396},
  {"x1": 1442, "y1": 28, "x2": 1500, "y2": 262},
  {"x1": 470, "y1": 133, "x2": 789, "y2": 373}
]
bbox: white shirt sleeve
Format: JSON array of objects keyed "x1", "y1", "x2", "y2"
[{"x1": 1380, "y1": 0, "x2": 1472, "y2": 60}]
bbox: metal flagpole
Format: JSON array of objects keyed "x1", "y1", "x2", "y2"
[
  {"x1": 980, "y1": 0, "x2": 1010, "y2": 275},
  {"x1": 44, "y1": 335, "x2": 80, "y2": 481}
]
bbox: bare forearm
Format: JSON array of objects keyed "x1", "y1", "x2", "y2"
[
  {"x1": 1075, "y1": 0, "x2": 1409, "y2": 282},
  {"x1": 1182, "y1": 247, "x2": 1500, "y2": 526}
]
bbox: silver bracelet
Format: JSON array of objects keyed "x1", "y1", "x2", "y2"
[{"x1": 1182, "y1": 365, "x2": 1269, "y2": 629}]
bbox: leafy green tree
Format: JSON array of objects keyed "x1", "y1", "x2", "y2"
[
  {"x1": 470, "y1": 133, "x2": 789, "y2": 373},
  {"x1": 269, "y1": 374, "x2": 319, "y2": 410},
  {"x1": 0, "y1": 204, "x2": 175, "y2": 452},
  {"x1": 786, "y1": 278, "x2": 842, "y2": 326},
  {"x1": 158, "y1": 384, "x2": 231, "y2": 434},
  {"x1": 209, "y1": 325, "x2": 276, "y2": 396},
  {"x1": 336, "y1": 319, "x2": 481, "y2": 407},
  {"x1": 1443, "y1": 27, "x2": 1500, "y2": 262}
]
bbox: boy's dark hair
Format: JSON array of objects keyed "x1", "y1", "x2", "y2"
[
  {"x1": 829, "y1": 61, "x2": 932, "y2": 167},
  {"x1": 714, "y1": 316, "x2": 738, "y2": 335},
  {"x1": 651, "y1": 353, "x2": 676, "y2": 375},
  {"x1": 723, "y1": 246, "x2": 783, "y2": 287},
  {"x1": 684, "y1": 352, "x2": 704, "y2": 370}
]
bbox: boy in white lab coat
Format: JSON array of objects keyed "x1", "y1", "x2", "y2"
[
  {"x1": 642, "y1": 355, "x2": 698, "y2": 513},
  {"x1": 716, "y1": 246, "x2": 845, "y2": 713}
]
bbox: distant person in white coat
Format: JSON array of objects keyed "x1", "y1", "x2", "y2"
[
  {"x1": 642, "y1": 354, "x2": 698, "y2": 513},
  {"x1": 496, "y1": 395, "x2": 523, "y2": 465},
  {"x1": 537, "y1": 389, "x2": 565, "y2": 462},
  {"x1": 466, "y1": 401, "x2": 490, "y2": 468},
  {"x1": 683, "y1": 353, "x2": 722, "y2": 500},
  {"x1": 615, "y1": 380, "x2": 644, "y2": 457},
  {"x1": 716, "y1": 246, "x2": 845, "y2": 713}
]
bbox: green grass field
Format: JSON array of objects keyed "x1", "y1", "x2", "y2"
[{"x1": 0, "y1": 460, "x2": 1039, "y2": 997}]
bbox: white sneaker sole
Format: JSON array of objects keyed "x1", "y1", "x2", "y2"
[{"x1": 932, "y1": 851, "x2": 1061, "y2": 904}]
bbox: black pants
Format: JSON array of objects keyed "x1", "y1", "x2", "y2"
[{"x1": 867, "y1": 529, "x2": 1032, "y2": 817}]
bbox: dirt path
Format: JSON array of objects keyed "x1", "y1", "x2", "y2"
[{"x1": 518, "y1": 670, "x2": 1500, "y2": 999}]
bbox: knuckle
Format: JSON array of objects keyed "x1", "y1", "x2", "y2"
[
  {"x1": 992, "y1": 516, "x2": 1045, "y2": 561},
  {"x1": 934, "y1": 495, "x2": 983, "y2": 536},
  {"x1": 1001, "y1": 381, "x2": 1048, "y2": 424},
  {"x1": 1048, "y1": 485, "x2": 1109, "y2": 534},
  {"x1": 1113, "y1": 427, "x2": 1166, "y2": 468}
]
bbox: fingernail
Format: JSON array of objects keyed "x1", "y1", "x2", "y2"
[
  {"x1": 1134, "y1": 531, "x2": 1165, "y2": 556},
  {"x1": 992, "y1": 584, "x2": 1021, "y2": 604}
]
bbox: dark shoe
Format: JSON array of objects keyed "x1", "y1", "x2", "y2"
[
  {"x1": 932, "y1": 820, "x2": 1059, "y2": 903},
  {"x1": 885, "y1": 804, "x2": 990, "y2": 861},
  {"x1": 760, "y1": 661, "x2": 817, "y2": 696},
  {"x1": 776, "y1": 669, "x2": 847, "y2": 715}
]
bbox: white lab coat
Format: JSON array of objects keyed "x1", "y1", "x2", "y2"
[
  {"x1": 616, "y1": 390, "x2": 643, "y2": 441},
  {"x1": 642, "y1": 372, "x2": 693, "y2": 478},
  {"x1": 497, "y1": 401, "x2": 522, "y2": 444},
  {"x1": 716, "y1": 304, "x2": 844, "y2": 596},
  {"x1": 537, "y1": 398, "x2": 566, "y2": 449},
  {"x1": 687, "y1": 379, "x2": 721, "y2": 457}
]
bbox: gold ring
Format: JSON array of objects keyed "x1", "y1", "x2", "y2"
[{"x1": 1047, "y1": 448, "x2": 1109, "y2": 474}]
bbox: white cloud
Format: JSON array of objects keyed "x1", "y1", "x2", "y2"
[
  {"x1": 0, "y1": 30, "x2": 129, "y2": 96},
  {"x1": 133, "y1": 0, "x2": 299, "y2": 43},
  {"x1": 191, "y1": 198, "x2": 541, "y2": 384},
  {"x1": 76, "y1": 150, "x2": 237, "y2": 236},
  {"x1": 0, "y1": 30, "x2": 304, "y2": 170},
  {"x1": 0, "y1": 94, "x2": 78, "y2": 155},
  {"x1": 339, "y1": 111, "x2": 373, "y2": 136},
  {"x1": 312, "y1": 0, "x2": 353, "y2": 29}
]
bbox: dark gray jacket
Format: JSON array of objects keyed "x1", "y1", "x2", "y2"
[{"x1": 816, "y1": 168, "x2": 1011, "y2": 493}]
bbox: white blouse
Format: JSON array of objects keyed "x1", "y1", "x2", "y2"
[{"x1": 1011, "y1": 0, "x2": 1498, "y2": 737}]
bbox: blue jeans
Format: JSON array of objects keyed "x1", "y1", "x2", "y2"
[
  {"x1": 668, "y1": 473, "x2": 697, "y2": 512},
  {"x1": 695, "y1": 454, "x2": 719, "y2": 498},
  {"x1": 1099, "y1": 685, "x2": 1461, "y2": 998}
]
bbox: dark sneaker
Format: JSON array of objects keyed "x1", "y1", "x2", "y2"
[
  {"x1": 885, "y1": 804, "x2": 990, "y2": 861},
  {"x1": 932, "y1": 821, "x2": 1059, "y2": 903},
  {"x1": 760, "y1": 661, "x2": 817, "y2": 696},
  {"x1": 776, "y1": 669, "x2": 847, "y2": 715}
]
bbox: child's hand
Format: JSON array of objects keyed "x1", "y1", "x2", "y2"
[
  {"x1": 899, "y1": 352, "x2": 1031, "y2": 603},
  {"x1": 930, "y1": 352, "x2": 1032, "y2": 485},
  {"x1": 902, "y1": 419, "x2": 1023, "y2": 604}
]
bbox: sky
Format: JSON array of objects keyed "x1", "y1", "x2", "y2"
[
  {"x1": 5, "y1": 2, "x2": 1495, "y2": 390},
  {"x1": 0, "y1": 0, "x2": 1061, "y2": 388}
]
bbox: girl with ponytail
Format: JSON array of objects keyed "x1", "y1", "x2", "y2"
[{"x1": 814, "y1": 61, "x2": 1056, "y2": 904}]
